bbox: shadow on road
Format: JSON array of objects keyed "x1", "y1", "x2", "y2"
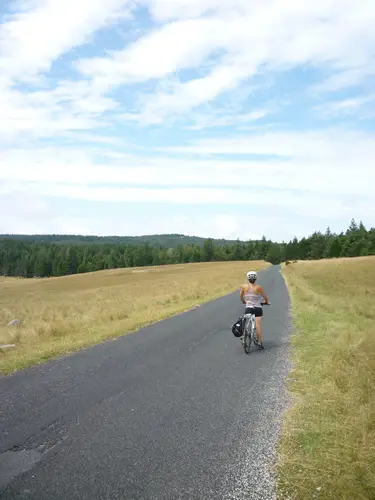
[{"x1": 235, "y1": 338, "x2": 286, "y2": 355}]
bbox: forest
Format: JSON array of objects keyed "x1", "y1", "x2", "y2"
[
  {"x1": 0, "y1": 233, "x2": 235, "y2": 247},
  {"x1": 0, "y1": 220, "x2": 374, "y2": 278}
]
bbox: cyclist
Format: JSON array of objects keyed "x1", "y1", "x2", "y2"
[{"x1": 239, "y1": 271, "x2": 269, "y2": 350}]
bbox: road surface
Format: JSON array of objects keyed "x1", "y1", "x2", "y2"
[{"x1": 0, "y1": 265, "x2": 291, "y2": 500}]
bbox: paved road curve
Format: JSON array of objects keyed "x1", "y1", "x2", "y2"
[{"x1": 0, "y1": 265, "x2": 291, "y2": 500}]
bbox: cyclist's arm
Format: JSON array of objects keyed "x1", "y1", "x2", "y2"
[
  {"x1": 239, "y1": 285, "x2": 246, "y2": 304},
  {"x1": 259, "y1": 286, "x2": 269, "y2": 304}
]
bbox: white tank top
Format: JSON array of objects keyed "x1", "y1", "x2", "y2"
[{"x1": 244, "y1": 285, "x2": 262, "y2": 308}]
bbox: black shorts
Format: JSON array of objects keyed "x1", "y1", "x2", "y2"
[{"x1": 245, "y1": 307, "x2": 263, "y2": 317}]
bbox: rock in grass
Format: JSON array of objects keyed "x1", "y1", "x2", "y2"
[
  {"x1": 0, "y1": 344, "x2": 16, "y2": 351},
  {"x1": 7, "y1": 319, "x2": 21, "y2": 327}
]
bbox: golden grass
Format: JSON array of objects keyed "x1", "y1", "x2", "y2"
[
  {"x1": 0, "y1": 260, "x2": 269, "y2": 374},
  {"x1": 278, "y1": 256, "x2": 375, "y2": 500}
]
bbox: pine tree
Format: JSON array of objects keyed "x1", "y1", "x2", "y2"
[{"x1": 203, "y1": 239, "x2": 215, "y2": 261}]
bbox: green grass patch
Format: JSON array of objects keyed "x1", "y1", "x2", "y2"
[{"x1": 278, "y1": 257, "x2": 375, "y2": 500}]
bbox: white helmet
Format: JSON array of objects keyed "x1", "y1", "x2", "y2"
[{"x1": 247, "y1": 271, "x2": 258, "y2": 282}]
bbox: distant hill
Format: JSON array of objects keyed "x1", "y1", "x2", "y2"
[{"x1": 0, "y1": 233, "x2": 241, "y2": 248}]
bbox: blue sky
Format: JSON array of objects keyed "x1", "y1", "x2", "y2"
[{"x1": 1, "y1": 0, "x2": 375, "y2": 242}]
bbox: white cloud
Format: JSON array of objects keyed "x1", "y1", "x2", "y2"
[
  {"x1": 0, "y1": 186, "x2": 257, "y2": 239},
  {"x1": 0, "y1": 0, "x2": 131, "y2": 139},
  {"x1": 148, "y1": 213, "x2": 262, "y2": 241},
  {"x1": 0, "y1": 191, "x2": 95, "y2": 235},
  {"x1": 312, "y1": 66, "x2": 375, "y2": 93},
  {"x1": 0, "y1": 0, "x2": 131, "y2": 82},
  {"x1": 77, "y1": 16, "x2": 229, "y2": 84},
  {"x1": 185, "y1": 109, "x2": 271, "y2": 130},
  {"x1": 143, "y1": 0, "x2": 240, "y2": 21},
  {"x1": 0, "y1": 128, "x2": 374, "y2": 238},
  {"x1": 162, "y1": 129, "x2": 375, "y2": 164},
  {"x1": 0, "y1": 80, "x2": 119, "y2": 139},
  {"x1": 0, "y1": 195, "x2": 261, "y2": 240},
  {"x1": 0, "y1": 128, "x2": 374, "y2": 198},
  {"x1": 2, "y1": 0, "x2": 375, "y2": 133},
  {"x1": 73, "y1": 0, "x2": 375, "y2": 122},
  {"x1": 1, "y1": 0, "x2": 375, "y2": 240},
  {"x1": 0, "y1": 181, "x2": 366, "y2": 221},
  {"x1": 0, "y1": 183, "x2": 373, "y2": 241},
  {"x1": 314, "y1": 94, "x2": 375, "y2": 119},
  {"x1": 125, "y1": 64, "x2": 252, "y2": 123}
]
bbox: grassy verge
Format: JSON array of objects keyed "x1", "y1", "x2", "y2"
[
  {"x1": 278, "y1": 256, "x2": 375, "y2": 500},
  {"x1": 0, "y1": 260, "x2": 269, "y2": 375}
]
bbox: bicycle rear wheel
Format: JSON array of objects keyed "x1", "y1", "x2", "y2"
[{"x1": 243, "y1": 316, "x2": 252, "y2": 354}]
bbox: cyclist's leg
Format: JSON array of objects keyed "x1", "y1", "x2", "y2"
[
  {"x1": 251, "y1": 314, "x2": 258, "y2": 345},
  {"x1": 254, "y1": 307, "x2": 264, "y2": 347},
  {"x1": 255, "y1": 316, "x2": 263, "y2": 343}
]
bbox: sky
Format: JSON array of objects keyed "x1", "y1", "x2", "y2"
[{"x1": 1, "y1": 0, "x2": 375, "y2": 242}]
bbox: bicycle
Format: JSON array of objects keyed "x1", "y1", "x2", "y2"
[{"x1": 242, "y1": 302, "x2": 270, "y2": 354}]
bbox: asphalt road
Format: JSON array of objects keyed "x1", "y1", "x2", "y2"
[{"x1": 0, "y1": 265, "x2": 291, "y2": 500}]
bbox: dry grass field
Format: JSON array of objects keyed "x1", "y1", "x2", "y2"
[
  {"x1": 0, "y1": 260, "x2": 269, "y2": 374},
  {"x1": 278, "y1": 256, "x2": 375, "y2": 500}
]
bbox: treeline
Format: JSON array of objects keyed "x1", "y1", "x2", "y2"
[
  {"x1": 0, "y1": 233, "x2": 236, "y2": 248},
  {"x1": 0, "y1": 220, "x2": 374, "y2": 278}
]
